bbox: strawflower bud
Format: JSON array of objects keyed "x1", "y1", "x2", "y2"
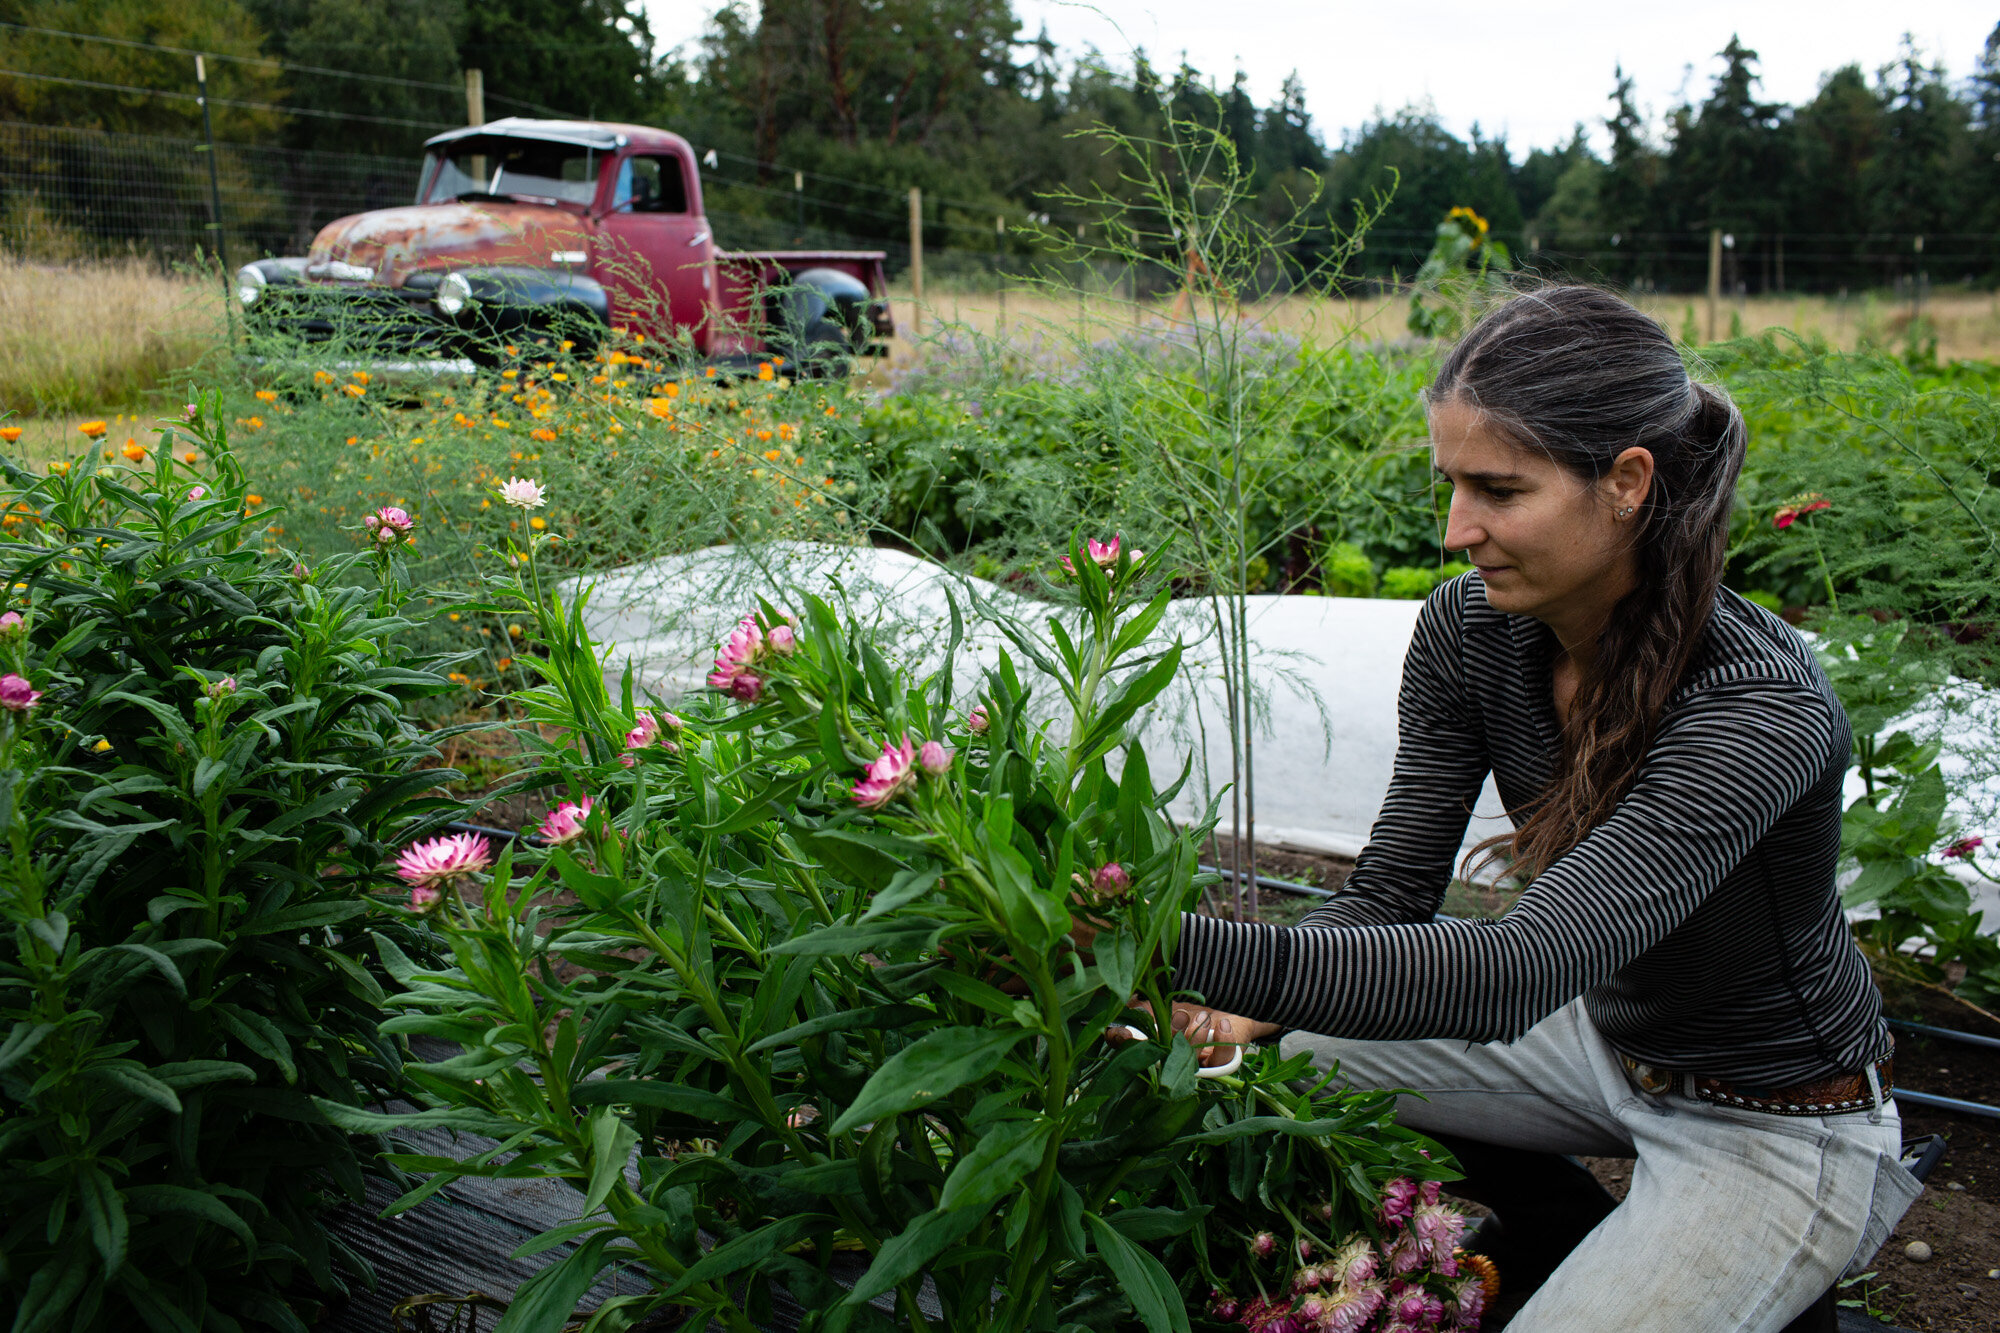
[
  {"x1": 0, "y1": 673, "x2": 41, "y2": 711},
  {"x1": 967, "y1": 704, "x2": 989, "y2": 734},
  {"x1": 918, "y1": 740, "x2": 953, "y2": 775}
]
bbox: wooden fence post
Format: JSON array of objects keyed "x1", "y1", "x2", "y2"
[
  {"x1": 1706, "y1": 227, "x2": 1721, "y2": 343},
  {"x1": 908, "y1": 187, "x2": 923, "y2": 339}
]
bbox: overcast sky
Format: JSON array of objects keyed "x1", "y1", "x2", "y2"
[{"x1": 640, "y1": 1, "x2": 1998, "y2": 156}]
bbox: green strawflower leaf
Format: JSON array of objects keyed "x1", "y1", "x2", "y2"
[
  {"x1": 1084, "y1": 1209, "x2": 1189, "y2": 1333},
  {"x1": 829, "y1": 1026, "x2": 1029, "y2": 1134}
]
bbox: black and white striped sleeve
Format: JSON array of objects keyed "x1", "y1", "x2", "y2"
[
  {"x1": 1293, "y1": 581, "x2": 1490, "y2": 931},
  {"x1": 1172, "y1": 679, "x2": 1842, "y2": 1044}
]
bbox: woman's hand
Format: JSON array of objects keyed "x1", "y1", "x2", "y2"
[{"x1": 1117, "y1": 1000, "x2": 1280, "y2": 1067}]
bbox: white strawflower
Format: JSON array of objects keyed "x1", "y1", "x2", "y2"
[{"x1": 498, "y1": 477, "x2": 547, "y2": 510}]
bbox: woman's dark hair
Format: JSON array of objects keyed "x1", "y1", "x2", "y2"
[{"x1": 1430, "y1": 285, "x2": 1748, "y2": 882}]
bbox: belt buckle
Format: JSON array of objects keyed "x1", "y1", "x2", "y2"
[{"x1": 1623, "y1": 1054, "x2": 1676, "y2": 1096}]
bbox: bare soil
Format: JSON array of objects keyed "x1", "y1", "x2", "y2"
[{"x1": 1217, "y1": 839, "x2": 2000, "y2": 1332}]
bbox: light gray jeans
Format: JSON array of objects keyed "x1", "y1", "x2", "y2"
[{"x1": 1281, "y1": 999, "x2": 1923, "y2": 1333}]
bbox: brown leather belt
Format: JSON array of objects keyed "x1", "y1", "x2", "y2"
[{"x1": 1621, "y1": 1049, "x2": 1895, "y2": 1117}]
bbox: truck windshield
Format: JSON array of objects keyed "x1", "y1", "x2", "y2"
[{"x1": 420, "y1": 137, "x2": 603, "y2": 206}]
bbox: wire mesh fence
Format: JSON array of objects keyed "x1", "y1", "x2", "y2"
[{"x1": 0, "y1": 120, "x2": 1257, "y2": 303}]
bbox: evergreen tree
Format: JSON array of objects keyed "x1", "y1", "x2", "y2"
[{"x1": 1596, "y1": 65, "x2": 1658, "y2": 284}]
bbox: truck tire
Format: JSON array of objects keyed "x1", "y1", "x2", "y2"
[{"x1": 764, "y1": 268, "x2": 875, "y2": 378}]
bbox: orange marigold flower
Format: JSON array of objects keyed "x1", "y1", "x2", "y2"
[
  {"x1": 314, "y1": 369, "x2": 335, "y2": 385},
  {"x1": 121, "y1": 440, "x2": 146, "y2": 461},
  {"x1": 529, "y1": 517, "x2": 547, "y2": 531},
  {"x1": 495, "y1": 656, "x2": 513, "y2": 670},
  {"x1": 246, "y1": 494, "x2": 264, "y2": 505},
  {"x1": 254, "y1": 389, "x2": 278, "y2": 403},
  {"x1": 79, "y1": 420, "x2": 107, "y2": 438},
  {"x1": 764, "y1": 449, "x2": 781, "y2": 461},
  {"x1": 757, "y1": 429, "x2": 773, "y2": 442},
  {"x1": 757, "y1": 363, "x2": 775, "y2": 381},
  {"x1": 343, "y1": 384, "x2": 366, "y2": 398},
  {"x1": 0, "y1": 427, "x2": 20, "y2": 443},
  {"x1": 551, "y1": 372, "x2": 568, "y2": 382},
  {"x1": 351, "y1": 371, "x2": 372, "y2": 385},
  {"x1": 530, "y1": 427, "x2": 557, "y2": 442}
]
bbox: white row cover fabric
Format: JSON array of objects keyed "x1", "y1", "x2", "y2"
[{"x1": 577, "y1": 542, "x2": 1999, "y2": 927}]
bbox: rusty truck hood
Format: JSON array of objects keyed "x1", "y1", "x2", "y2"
[{"x1": 307, "y1": 202, "x2": 594, "y2": 286}]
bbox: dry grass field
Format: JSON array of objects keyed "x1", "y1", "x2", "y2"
[
  {"x1": 5, "y1": 255, "x2": 1999, "y2": 439},
  {"x1": 882, "y1": 285, "x2": 2000, "y2": 367},
  {"x1": 0, "y1": 256, "x2": 223, "y2": 422}
]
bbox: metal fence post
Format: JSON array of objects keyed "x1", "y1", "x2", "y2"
[{"x1": 195, "y1": 54, "x2": 227, "y2": 274}]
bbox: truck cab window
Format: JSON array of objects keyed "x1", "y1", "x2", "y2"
[
  {"x1": 612, "y1": 157, "x2": 689, "y2": 215},
  {"x1": 421, "y1": 138, "x2": 604, "y2": 207}
]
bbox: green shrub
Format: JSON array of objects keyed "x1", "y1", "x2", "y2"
[
  {"x1": 1321, "y1": 541, "x2": 1376, "y2": 597},
  {"x1": 0, "y1": 403, "x2": 459, "y2": 1332}
]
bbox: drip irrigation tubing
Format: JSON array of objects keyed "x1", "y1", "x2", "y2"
[
  {"x1": 1886, "y1": 1017, "x2": 2000, "y2": 1053},
  {"x1": 1197, "y1": 865, "x2": 1335, "y2": 898}
]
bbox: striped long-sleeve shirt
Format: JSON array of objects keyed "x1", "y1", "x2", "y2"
[{"x1": 1174, "y1": 573, "x2": 1889, "y2": 1087}]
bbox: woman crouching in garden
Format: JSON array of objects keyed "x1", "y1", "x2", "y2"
[{"x1": 1167, "y1": 286, "x2": 1919, "y2": 1332}]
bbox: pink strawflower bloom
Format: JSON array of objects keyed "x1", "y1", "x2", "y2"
[
  {"x1": 766, "y1": 624, "x2": 797, "y2": 654},
  {"x1": 394, "y1": 831, "x2": 493, "y2": 888},
  {"x1": 1319, "y1": 1280, "x2": 1386, "y2": 1333},
  {"x1": 620, "y1": 710, "x2": 684, "y2": 762},
  {"x1": 1208, "y1": 1289, "x2": 1241, "y2": 1321},
  {"x1": 1060, "y1": 535, "x2": 1130, "y2": 576},
  {"x1": 918, "y1": 740, "x2": 953, "y2": 775},
  {"x1": 1451, "y1": 1274, "x2": 1489, "y2": 1322},
  {"x1": 0, "y1": 673, "x2": 41, "y2": 711},
  {"x1": 1388, "y1": 1289, "x2": 1445, "y2": 1327},
  {"x1": 853, "y1": 736, "x2": 919, "y2": 809},
  {"x1": 1411, "y1": 1201, "x2": 1465, "y2": 1258},
  {"x1": 498, "y1": 476, "x2": 546, "y2": 510},
  {"x1": 1291, "y1": 1265, "x2": 1330, "y2": 1294},
  {"x1": 708, "y1": 615, "x2": 767, "y2": 700},
  {"x1": 365, "y1": 506, "x2": 414, "y2": 544},
  {"x1": 1384, "y1": 1234, "x2": 1426, "y2": 1276},
  {"x1": 1088, "y1": 862, "x2": 1130, "y2": 898},
  {"x1": 539, "y1": 796, "x2": 595, "y2": 846},
  {"x1": 186, "y1": 485, "x2": 207, "y2": 501},
  {"x1": 1250, "y1": 1230, "x2": 1278, "y2": 1259},
  {"x1": 967, "y1": 704, "x2": 989, "y2": 734},
  {"x1": 0, "y1": 611, "x2": 21, "y2": 636},
  {"x1": 1946, "y1": 835, "x2": 1984, "y2": 860},
  {"x1": 1235, "y1": 1295, "x2": 1303, "y2": 1333},
  {"x1": 1331, "y1": 1237, "x2": 1377, "y2": 1287},
  {"x1": 1378, "y1": 1176, "x2": 1419, "y2": 1227}
]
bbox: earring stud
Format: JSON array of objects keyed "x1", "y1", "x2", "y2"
[{"x1": 1619, "y1": 506, "x2": 1634, "y2": 518}]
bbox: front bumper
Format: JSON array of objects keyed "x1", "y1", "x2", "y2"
[{"x1": 238, "y1": 261, "x2": 612, "y2": 361}]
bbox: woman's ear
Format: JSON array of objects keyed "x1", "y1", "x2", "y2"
[{"x1": 1604, "y1": 446, "x2": 1655, "y2": 518}]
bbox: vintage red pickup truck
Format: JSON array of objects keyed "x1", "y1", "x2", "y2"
[{"x1": 234, "y1": 117, "x2": 893, "y2": 375}]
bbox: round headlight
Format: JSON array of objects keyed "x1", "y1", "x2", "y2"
[
  {"x1": 235, "y1": 264, "x2": 266, "y2": 308},
  {"x1": 435, "y1": 272, "x2": 472, "y2": 317}
]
